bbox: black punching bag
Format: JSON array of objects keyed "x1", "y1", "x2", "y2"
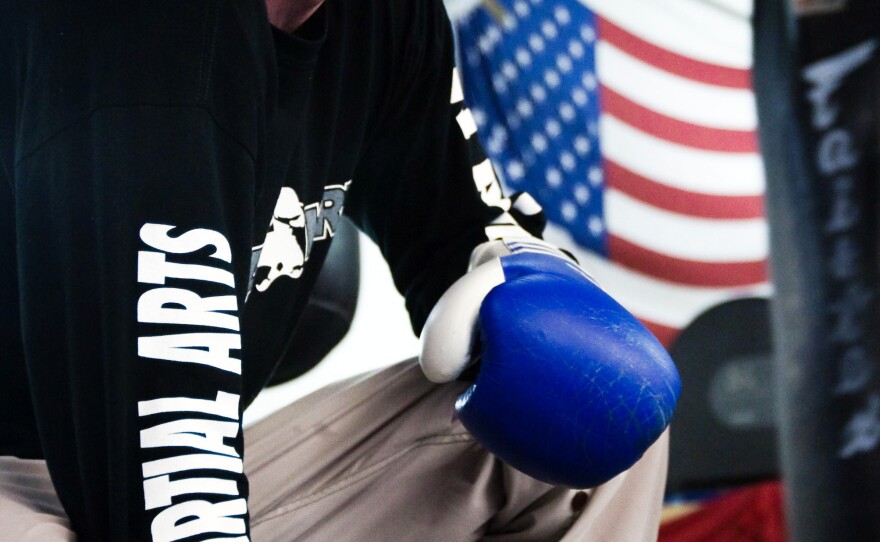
[{"x1": 753, "y1": 1, "x2": 880, "y2": 540}]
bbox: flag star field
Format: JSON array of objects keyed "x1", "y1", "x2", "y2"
[{"x1": 455, "y1": 0, "x2": 770, "y2": 345}]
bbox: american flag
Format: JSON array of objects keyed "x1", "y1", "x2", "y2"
[{"x1": 454, "y1": 0, "x2": 771, "y2": 346}]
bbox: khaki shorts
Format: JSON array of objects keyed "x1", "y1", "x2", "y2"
[{"x1": 0, "y1": 360, "x2": 669, "y2": 541}]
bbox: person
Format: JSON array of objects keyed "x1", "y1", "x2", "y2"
[{"x1": 0, "y1": 0, "x2": 673, "y2": 540}]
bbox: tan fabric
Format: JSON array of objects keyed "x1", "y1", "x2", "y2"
[
  {"x1": 0, "y1": 457, "x2": 75, "y2": 541},
  {"x1": 0, "y1": 360, "x2": 669, "y2": 541}
]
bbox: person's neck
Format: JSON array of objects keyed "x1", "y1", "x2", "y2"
[{"x1": 265, "y1": 0, "x2": 325, "y2": 34}]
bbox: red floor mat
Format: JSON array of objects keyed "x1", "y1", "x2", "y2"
[{"x1": 660, "y1": 482, "x2": 786, "y2": 542}]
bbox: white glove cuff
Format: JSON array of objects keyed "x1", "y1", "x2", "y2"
[
  {"x1": 469, "y1": 237, "x2": 571, "y2": 269},
  {"x1": 419, "y1": 258, "x2": 505, "y2": 383}
]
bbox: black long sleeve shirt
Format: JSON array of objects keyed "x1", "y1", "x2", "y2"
[{"x1": 0, "y1": 0, "x2": 501, "y2": 539}]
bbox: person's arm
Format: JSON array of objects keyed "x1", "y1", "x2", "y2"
[
  {"x1": 10, "y1": 3, "x2": 276, "y2": 539},
  {"x1": 346, "y1": 0, "x2": 509, "y2": 332},
  {"x1": 346, "y1": 0, "x2": 679, "y2": 491}
]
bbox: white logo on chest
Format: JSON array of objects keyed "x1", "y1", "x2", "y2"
[
  {"x1": 251, "y1": 182, "x2": 350, "y2": 294},
  {"x1": 255, "y1": 187, "x2": 307, "y2": 292}
]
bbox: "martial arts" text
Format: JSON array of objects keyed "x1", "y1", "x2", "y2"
[{"x1": 136, "y1": 223, "x2": 249, "y2": 542}]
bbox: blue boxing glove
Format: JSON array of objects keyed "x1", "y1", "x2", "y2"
[{"x1": 419, "y1": 237, "x2": 681, "y2": 488}]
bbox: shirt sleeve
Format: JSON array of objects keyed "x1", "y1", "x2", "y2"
[
  {"x1": 346, "y1": 0, "x2": 507, "y2": 333},
  {"x1": 8, "y1": 3, "x2": 276, "y2": 540}
]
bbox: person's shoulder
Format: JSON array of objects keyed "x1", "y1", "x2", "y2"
[
  {"x1": 329, "y1": 0, "x2": 450, "y2": 65},
  {"x1": 332, "y1": 0, "x2": 447, "y2": 30}
]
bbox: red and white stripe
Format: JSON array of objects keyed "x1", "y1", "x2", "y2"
[
  {"x1": 545, "y1": 223, "x2": 771, "y2": 347},
  {"x1": 587, "y1": 0, "x2": 768, "y2": 344}
]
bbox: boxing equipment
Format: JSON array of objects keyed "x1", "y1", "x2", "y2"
[
  {"x1": 420, "y1": 237, "x2": 680, "y2": 488},
  {"x1": 666, "y1": 298, "x2": 778, "y2": 493},
  {"x1": 753, "y1": 1, "x2": 880, "y2": 539}
]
